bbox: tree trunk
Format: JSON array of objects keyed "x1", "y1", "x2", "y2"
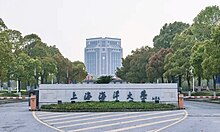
[
  {"x1": 187, "y1": 72, "x2": 191, "y2": 91},
  {"x1": 66, "y1": 77, "x2": 69, "y2": 84},
  {"x1": 161, "y1": 76, "x2": 164, "y2": 83},
  {"x1": 206, "y1": 79, "x2": 209, "y2": 88},
  {"x1": 187, "y1": 78, "x2": 191, "y2": 91},
  {"x1": 171, "y1": 76, "x2": 176, "y2": 83},
  {"x1": 27, "y1": 81, "x2": 30, "y2": 86},
  {"x1": 167, "y1": 77, "x2": 171, "y2": 83},
  {"x1": 213, "y1": 75, "x2": 216, "y2": 91},
  {"x1": 0, "y1": 80, "x2": 3, "y2": 89},
  {"x1": 41, "y1": 75, "x2": 44, "y2": 84},
  {"x1": 57, "y1": 76, "x2": 60, "y2": 84},
  {"x1": 178, "y1": 75, "x2": 182, "y2": 88},
  {"x1": 35, "y1": 75, "x2": 38, "y2": 89},
  {"x1": 7, "y1": 80, "x2": 11, "y2": 88},
  {"x1": 198, "y1": 75, "x2": 201, "y2": 86},
  {"x1": 18, "y1": 79, "x2": 21, "y2": 92},
  {"x1": 45, "y1": 75, "x2": 48, "y2": 84}
]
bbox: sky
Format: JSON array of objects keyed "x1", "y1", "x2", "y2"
[{"x1": 0, "y1": 0, "x2": 219, "y2": 62}]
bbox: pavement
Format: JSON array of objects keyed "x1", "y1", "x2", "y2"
[
  {"x1": 0, "y1": 102, "x2": 56, "y2": 132},
  {"x1": 164, "y1": 101, "x2": 220, "y2": 132},
  {"x1": 34, "y1": 110, "x2": 187, "y2": 132},
  {"x1": 1, "y1": 101, "x2": 220, "y2": 132}
]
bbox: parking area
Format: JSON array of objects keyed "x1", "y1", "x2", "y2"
[{"x1": 33, "y1": 110, "x2": 187, "y2": 132}]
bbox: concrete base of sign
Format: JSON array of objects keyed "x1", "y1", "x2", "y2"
[{"x1": 38, "y1": 83, "x2": 178, "y2": 108}]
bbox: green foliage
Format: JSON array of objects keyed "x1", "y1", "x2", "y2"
[
  {"x1": 202, "y1": 24, "x2": 220, "y2": 90},
  {"x1": 190, "y1": 41, "x2": 206, "y2": 86},
  {"x1": 153, "y1": 21, "x2": 189, "y2": 49},
  {"x1": 0, "y1": 18, "x2": 87, "y2": 89},
  {"x1": 116, "y1": 46, "x2": 155, "y2": 83},
  {"x1": 1, "y1": 5, "x2": 220, "y2": 91},
  {"x1": 72, "y1": 61, "x2": 87, "y2": 83},
  {"x1": 0, "y1": 31, "x2": 14, "y2": 82},
  {"x1": 0, "y1": 90, "x2": 28, "y2": 97},
  {"x1": 147, "y1": 48, "x2": 172, "y2": 83},
  {"x1": 96, "y1": 76, "x2": 113, "y2": 84},
  {"x1": 0, "y1": 18, "x2": 7, "y2": 32},
  {"x1": 41, "y1": 102, "x2": 176, "y2": 112},
  {"x1": 191, "y1": 91, "x2": 213, "y2": 96},
  {"x1": 192, "y1": 5, "x2": 220, "y2": 41},
  {"x1": 164, "y1": 28, "x2": 195, "y2": 88}
]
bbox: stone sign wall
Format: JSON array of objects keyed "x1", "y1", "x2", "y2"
[{"x1": 39, "y1": 83, "x2": 178, "y2": 106}]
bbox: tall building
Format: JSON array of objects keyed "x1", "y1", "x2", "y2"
[{"x1": 85, "y1": 37, "x2": 123, "y2": 77}]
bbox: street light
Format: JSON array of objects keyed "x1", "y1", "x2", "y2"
[{"x1": 190, "y1": 66, "x2": 195, "y2": 93}]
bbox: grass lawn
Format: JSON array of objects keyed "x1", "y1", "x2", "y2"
[
  {"x1": 0, "y1": 90, "x2": 28, "y2": 97},
  {"x1": 182, "y1": 91, "x2": 220, "y2": 96},
  {"x1": 41, "y1": 101, "x2": 177, "y2": 112}
]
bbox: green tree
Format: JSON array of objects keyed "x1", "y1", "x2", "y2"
[
  {"x1": 40, "y1": 57, "x2": 57, "y2": 84},
  {"x1": 116, "y1": 56, "x2": 133, "y2": 81},
  {"x1": 191, "y1": 5, "x2": 220, "y2": 88},
  {"x1": 153, "y1": 22, "x2": 189, "y2": 49},
  {"x1": 72, "y1": 61, "x2": 87, "y2": 83},
  {"x1": 190, "y1": 42, "x2": 206, "y2": 86},
  {"x1": 4, "y1": 30, "x2": 23, "y2": 55},
  {"x1": 0, "y1": 31, "x2": 13, "y2": 84},
  {"x1": 202, "y1": 25, "x2": 220, "y2": 90},
  {"x1": 116, "y1": 46, "x2": 154, "y2": 83},
  {"x1": 191, "y1": 5, "x2": 220, "y2": 41},
  {"x1": 164, "y1": 29, "x2": 195, "y2": 89},
  {"x1": 147, "y1": 48, "x2": 172, "y2": 83},
  {"x1": 12, "y1": 53, "x2": 33, "y2": 91},
  {"x1": 0, "y1": 18, "x2": 7, "y2": 32},
  {"x1": 96, "y1": 76, "x2": 113, "y2": 84}
]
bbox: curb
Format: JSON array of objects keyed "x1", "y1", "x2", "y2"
[
  {"x1": 184, "y1": 96, "x2": 220, "y2": 99},
  {"x1": 0, "y1": 96, "x2": 30, "y2": 100}
]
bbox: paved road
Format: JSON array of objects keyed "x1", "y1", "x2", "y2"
[
  {"x1": 34, "y1": 110, "x2": 186, "y2": 132},
  {"x1": 164, "y1": 101, "x2": 220, "y2": 132},
  {"x1": 0, "y1": 102, "x2": 55, "y2": 132},
  {"x1": 1, "y1": 101, "x2": 220, "y2": 132}
]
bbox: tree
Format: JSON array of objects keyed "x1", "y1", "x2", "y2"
[
  {"x1": 190, "y1": 42, "x2": 206, "y2": 86},
  {"x1": 164, "y1": 28, "x2": 195, "y2": 89},
  {"x1": 0, "y1": 18, "x2": 89, "y2": 88},
  {"x1": 191, "y1": 5, "x2": 220, "y2": 89},
  {"x1": 4, "y1": 30, "x2": 23, "y2": 55},
  {"x1": 153, "y1": 22, "x2": 189, "y2": 49},
  {"x1": 202, "y1": 25, "x2": 220, "y2": 90},
  {"x1": 116, "y1": 46, "x2": 155, "y2": 83},
  {"x1": 191, "y1": 5, "x2": 220, "y2": 41},
  {"x1": 12, "y1": 53, "x2": 33, "y2": 91},
  {"x1": 0, "y1": 18, "x2": 7, "y2": 32},
  {"x1": 40, "y1": 57, "x2": 57, "y2": 84},
  {"x1": 147, "y1": 48, "x2": 172, "y2": 83},
  {"x1": 116, "y1": 55, "x2": 133, "y2": 81},
  {"x1": 0, "y1": 31, "x2": 13, "y2": 84},
  {"x1": 23, "y1": 34, "x2": 41, "y2": 47},
  {"x1": 72, "y1": 61, "x2": 87, "y2": 83},
  {"x1": 96, "y1": 76, "x2": 113, "y2": 84}
]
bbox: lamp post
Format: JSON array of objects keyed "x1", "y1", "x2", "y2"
[
  {"x1": 16, "y1": 78, "x2": 18, "y2": 93},
  {"x1": 190, "y1": 66, "x2": 195, "y2": 93},
  {"x1": 51, "y1": 74, "x2": 54, "y2": 84}
]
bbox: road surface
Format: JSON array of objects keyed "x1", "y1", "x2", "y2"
[
  {"x1": 0, "y1": 101, "x2": 220, "y2": 132},
  {"x1": 0, "y1": 102, "x2": 55, "y2": 132},
  {"x1": 164, "y1": 101, "x2": 220, "y2": 132}
]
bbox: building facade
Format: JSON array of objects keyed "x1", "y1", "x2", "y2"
[{"x1": 84, "y1": 37, "x2": 123, "y2": 77}]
